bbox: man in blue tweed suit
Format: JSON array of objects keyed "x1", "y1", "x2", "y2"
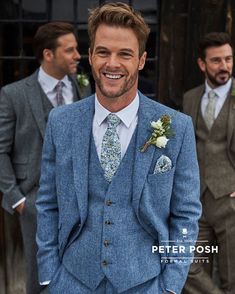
[{"x1": 36, "y1": 3, "x2": 201, "y2": 294}]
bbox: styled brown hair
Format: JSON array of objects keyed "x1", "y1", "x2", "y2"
[
  {"x1": 88, "y1": 2, "x2": 150, "y2": 56},
  {"x1": 33, "y1": 22, "x2": 76, "y2": 62},
  {"x1": 198, "y1": 32, "x2": 233, "y2": 60}
]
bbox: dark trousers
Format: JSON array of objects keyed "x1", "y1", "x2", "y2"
[
  {"x1": 19, "y1": 188, "x2": 43, "y2": 294},
  {"x1": 183, "y1": 189, "x2": 235, "y2": 294}
]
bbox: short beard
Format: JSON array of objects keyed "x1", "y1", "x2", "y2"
[
  {"x1": 206, "y1": 69, "x2": 231, "y2": 87},
  {"x1": 91, "y1": 67, "x2": 138, "y2": 99}
]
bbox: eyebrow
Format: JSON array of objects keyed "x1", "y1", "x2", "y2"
[{"x1": 94, "y1": 46, "x2": 135, "y2": 53}]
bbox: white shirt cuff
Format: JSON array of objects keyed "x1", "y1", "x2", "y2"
[
  {"x1": 40, "y1": 281, "x2": 50, "y2": 285},
  {"x1": 166, "y1": 289, "x2": 176, "y2": 294},
  {"x1": 12, "y1": 197, "x2": 26, "y2": 209}
]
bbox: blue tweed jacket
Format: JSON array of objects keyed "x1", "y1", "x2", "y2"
[{"x1": 36, "y1": 92, "x2": 201, "y2": 294}]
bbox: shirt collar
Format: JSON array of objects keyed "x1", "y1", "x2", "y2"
[
  {"x1": 94, "y1": 93, "x2": 139, "y2": 128},
  {"x1": 205, "y1": 78, "x2": 232, "y2": 98},
  {"x1": 38, "y1": 66, "x2": 70, "y2": 92}
]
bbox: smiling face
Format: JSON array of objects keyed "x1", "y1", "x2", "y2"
[
  {"x1": 42, "y1": 33, "x2": 81, "y2": 80},
  {"x1": 89, "y1": 24, "x2": 146, "y2": 111},
  {"x1": 197, "y1": 44, "x2": 233, "y2": 88}
]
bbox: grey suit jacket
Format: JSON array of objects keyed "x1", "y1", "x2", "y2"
[
  {"x1": 183, "y1": 78, "x2": 235, "y2": 170},
  {"x1": 0, "y1": 70, "x2": 87, "y2": 214}
]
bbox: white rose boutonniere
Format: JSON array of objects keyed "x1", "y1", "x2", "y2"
[
  {"x1": 140, "y1": 114, "x2": 174, "y2": 152},
  {"x1": 77, "y1": 73, "x2": 89, "y2": 88}
]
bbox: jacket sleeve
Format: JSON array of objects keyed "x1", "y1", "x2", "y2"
[
  {"x1": 36, "y1": 110, "x2": 60, "y2": 283},
  {"x1": 161, "y1": 117, "x2": 202, "y2": 293},
  {"x1": 0, "y1": 87, "x2": 26, "y2": 214}
]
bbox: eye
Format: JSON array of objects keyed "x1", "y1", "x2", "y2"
[
  {"x1": 210, "y1": 58, "x2": 221, "y2": 64},
  {"x1": 119, "y1": 51, "x2": 133, "y2": 59},
  {"x1": 65, "y1": 48, "x2": 74, "y2": 53},
  {"x1": 96, "y1": 50, "x2": 109, "y2": 57},
  {"x1": 225, "y1": 56, "x2": 233, "y2": 63}
]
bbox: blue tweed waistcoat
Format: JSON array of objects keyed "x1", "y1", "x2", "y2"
[{"x1": 63, "y1": 132, "x2": 161, "y2": 292}]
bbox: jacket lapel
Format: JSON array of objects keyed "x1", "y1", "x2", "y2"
[
  {"x1": 191, "y1": 85, "x2": 204, "y2": 128},
  {"x1": 69, "y1": 75, "x2": 80, "y2": 101},
  {"x1": 227, "y1": 78, "x2": 235, "y2": 146},
  {"x1": 72, "y1": 96, "x2": 95, "y2": 225},
  {"x1": 132, "y1": 93, "x2": 161, "y2": 203},
  {"x1": 26, "y1": 70, "x2": 46, "y2": 138}
]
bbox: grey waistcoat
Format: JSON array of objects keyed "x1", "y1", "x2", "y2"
[{"x1": 196, "y1": 96, "x2": 235, "y2": 198}]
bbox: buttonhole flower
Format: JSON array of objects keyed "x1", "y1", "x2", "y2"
[
  {"x1": 140, "y1": 114, "x2": 174, "y2": 152},
  {"x1": 77, "y1": 73, "x2": 89, "y2": 88}
]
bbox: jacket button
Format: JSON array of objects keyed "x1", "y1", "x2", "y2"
[
  {"x1": 102, "y1": 260, "x2": 108, "y2": 266},
  {"x1": 105, "y1": 220, "x2": 111, "y2": 225},
  {"x1": 106, "y1": 200, "x2": 113, "y2": 206},
  {"x1": 104, "y1": 240, "x2": 110, "y2": 247}
]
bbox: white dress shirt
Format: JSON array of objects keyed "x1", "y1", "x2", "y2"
[
  {"x1": 92, "y1": 93, "x2": 139, "y2": 160},
  {"x1": 38, "y1": 66, "x2": 74, "y2": 106},
  {"x1": 201, "y1": 78, "x2": 232, "y2": 119}
]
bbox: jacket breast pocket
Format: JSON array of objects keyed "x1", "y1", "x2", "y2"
[
  {"x1": 147, "y1": 165, "x2": 175, "y2": 184},
  {"x1": 144, "y1": 166, "x2": 175, "y2": 205},
  {"x1": 140, "y1": 167, "x2": 176, "y2": 222}
]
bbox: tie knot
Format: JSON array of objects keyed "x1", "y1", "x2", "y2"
[
  {"x1": 55, "y1": 80, "x2": 64, "y2": 91},
  {"x1": 208, "y1": 90, "x2": 216, "y2": 100},
  {"x1": 106, "y1": 114, "x2": 121, "y2": 129}
]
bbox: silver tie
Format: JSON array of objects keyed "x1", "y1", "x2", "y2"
[
  {"x1": 100, "y1": 114, "x2": 121, "y2": 182},
  {"x1": 55, "y1": 81, "x2": 65, "y2": 106},
  {"x1": 204, "y1": 90, "x2": 217, "y2": 130}
]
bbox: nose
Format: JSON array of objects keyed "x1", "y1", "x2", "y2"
[
  {"x1": 74, "y1": 49, "x2": 81, "y2": 61},
  {"x1": 106, "y1": 54, "x2": 120, "y2": 69},
  {"x1": 220, "y1": 59, "x2": 228, "y2": 70}
]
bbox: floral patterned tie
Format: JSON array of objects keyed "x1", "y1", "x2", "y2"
[
  {"x1": 100, "y1": 114, "x2": 121, "y2": 182},
  {"x1": 55, "y1": 81, "x2": 65, "y2": 106}
]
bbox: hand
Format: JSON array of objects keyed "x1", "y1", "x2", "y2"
[
  {"x1": 230, "y1": 191, "x2": 235, "y2": 197},
  {"x1": 15, "y1": 202, "x2": 25, "y2": 214}
]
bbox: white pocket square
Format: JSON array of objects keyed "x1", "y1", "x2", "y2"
[{"x1": 153, "y1": 155, "x2": 172, "y2": 174}]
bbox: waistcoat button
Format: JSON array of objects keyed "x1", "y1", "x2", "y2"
[
  {"x1": 102, "y1": 260, "x2": 108, "y2": 266},
  {"x1": 106, "y1": 200, "x2": 113, "y2": 206},
  {"x1": 104, "y1": 240, "x2": 110, "y2": 247}
]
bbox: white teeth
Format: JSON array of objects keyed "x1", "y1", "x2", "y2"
[{"x1": 105, "y1": 73, "x2": 122, "y2": 79}]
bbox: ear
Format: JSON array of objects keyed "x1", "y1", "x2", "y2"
[
  {"x1": 88, "y1": 48, "x2": 92, "y2": 65},
  {"x1": 43, "y1": 49, "x2": 54, "y2": 62},
  {"x1": 197, "y1": 58, "x2": 206, "y2": 73},
  {"x1": 138, "y1": 51, "x2": 147, "y2": 71}
]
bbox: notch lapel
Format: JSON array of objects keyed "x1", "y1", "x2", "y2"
[
  {"x1": 132, "y1": 94, "x2": 161, "y2": 203},
  {"x1": 26, "y1": 71, "x2": 46, "y2": 138},
  {"x1": 190, "y1": 86, "x2": 204, "y2": 128},
  {"x1": 227, "y1": 78, "x2": 235, "y2": 146},
  {"x1": 72, "y1": 96, "x2": 95, "y2": 225}
]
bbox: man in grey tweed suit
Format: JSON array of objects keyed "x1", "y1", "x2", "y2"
[
  {"x1": 183, "y1": 32, "x2": 235, "y2": 294},
  {"x1": 0, "y1": 22, "x2": 90, "y2": 294},
  {"x1": 36, "y1": 3, "x2": 201, "y2": 294}
]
